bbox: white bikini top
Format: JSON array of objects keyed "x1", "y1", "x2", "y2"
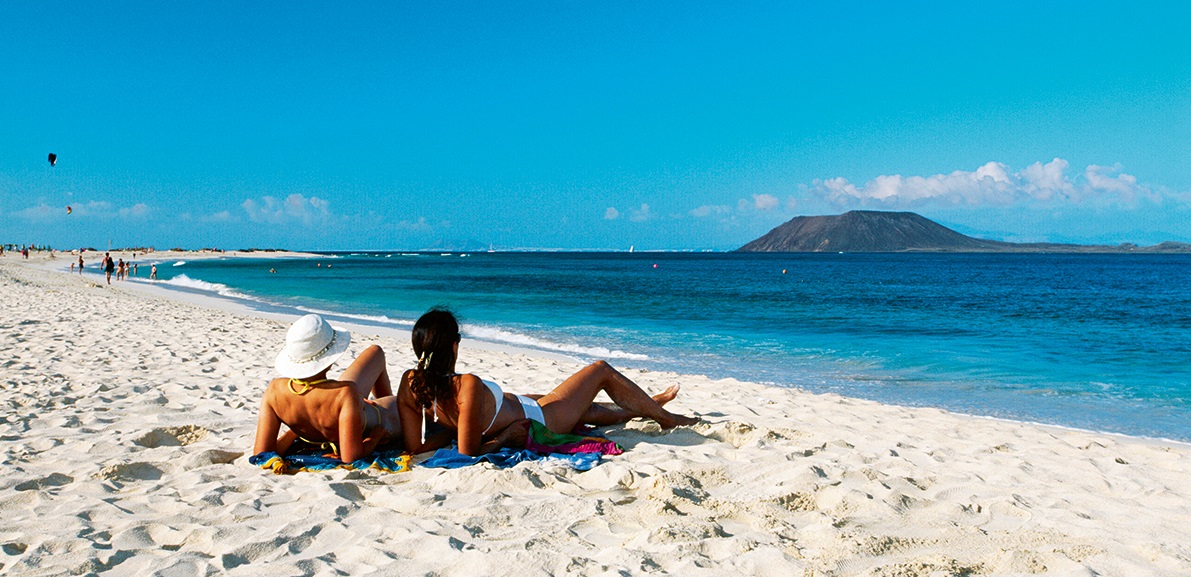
[{"x1": 432, "y1": 376, "x2": 504, "y2": 435}]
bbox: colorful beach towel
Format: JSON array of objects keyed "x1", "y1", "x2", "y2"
[
  {"x1": 249, "y1": 448, "x2": 411, "y2": 475},
  {"x1": 526, "y1": 421, "x2": 623, "y2": 455},
  {"x1": 420, "y1": 421, "x2": 622, "y2": 470}
]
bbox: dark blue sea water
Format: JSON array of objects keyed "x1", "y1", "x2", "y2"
[{"x1": 132, "y1": 252, "x2": 1191, "y2": 441}]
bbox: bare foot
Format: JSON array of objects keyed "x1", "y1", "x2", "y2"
[
  {"x1": 652, "y1": 385, "x2": 680, "y2": 407},
  {"x1": 656, "y1": 411, "x2": 700, "y2": 429},
  {"x1": 648, "y1": 385, "x2": 697, "y2": 428}
]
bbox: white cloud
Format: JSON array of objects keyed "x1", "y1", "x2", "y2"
[
  {"x1": 202, "y1": 210, "x2": 235, "y2": 222},
  {"x1": 394, "y1": 216, "x2": 434, "y2": 231},
  {"x1": 118, "y1": 203, "x2": 150, "y2": 218},
  {"x1": 630, "y1": 203, "x2": 653, "y2": 222},
  {"x1": 1020, "y1": 159, "x2": 1073, "y2": 200},
  {"x1": 752, "y1": 194, "x2": 780, "y2": 211},
  {"x1": 689, "y1": 204, "x2": 731, "y2": 218},
  {"x1": 810, "y1": 158, "x2": 1151, "y2": 209},
  {"x1": 242, "y1": 194, "x2": 332, "y2": 225},
  {"x1": 14, "y1": 200, "x2": 150, "y2": 221},
  {"x1": 687, "y1": 194, "x2": 797, "y2": 224},
  {"x1": 1084, "y1": 164, "x2": 1147, "y2": 203},
  {"x1": 14, "y1": 204, "x2": 60, "y2": 220},
  {"x1": 604, "y1": 207, "x2": 620, "y2": 220}
]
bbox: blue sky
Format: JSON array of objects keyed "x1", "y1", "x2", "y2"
[{"x1": 2, "y1": 2, "x2": 1189, "y2": 250}]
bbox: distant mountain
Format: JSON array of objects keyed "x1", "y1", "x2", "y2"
[{"x1": 737, "y1": 211, "x2": 1191, "y2": 253}]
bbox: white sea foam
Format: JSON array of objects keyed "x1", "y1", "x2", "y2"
[
  {"x1": 158, "y1": 274, "x2": 255, "y2": 301},
  {"x1": 288, "y1": 305, "x2": 642, "y2": 360},
  {"x1": 466, "y1": 325, "x2": 650, "y2": 361},
  {"x1": 172, "y1": 261, "x2": 187, "y2": 266},
  {"x1": 293, "y1": 305, "x2": 416, "y2": 329}
]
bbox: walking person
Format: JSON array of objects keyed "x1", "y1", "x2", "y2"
[{"x1": 103, "y1": 253, "x2": 115, "y2": 285}]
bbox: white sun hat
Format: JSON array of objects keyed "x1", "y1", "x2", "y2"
[{"x1": 274, "y1": 314, "x2": 351, "y2": 379}]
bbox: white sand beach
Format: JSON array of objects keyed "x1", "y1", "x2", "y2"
[{"x1": 3, "y1": 255, "x2": 1191, "y2": 576}]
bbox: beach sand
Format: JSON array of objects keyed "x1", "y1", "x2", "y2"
[{"x1": 3, "y1": 256, "x2": 1190, "y2": 576}]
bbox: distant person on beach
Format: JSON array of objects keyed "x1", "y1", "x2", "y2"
[
  {"x1": 396, "y1": 308, "x2": 699, "y2": 457},
  {"x1": 254, "y1": 315, "x2": 403, "y2": 463},
  {"x1": 78, "y1": 255, "x2": 84, "y2": 274},
  {"x1": 117, "y1": 259, "x2": 125, "y2": 281},
  {"x1": 150, "y1": 264, "x2": 157, "y2": 281},
  {"x1": 103, "y1": 253, "x2": 115, "y2": 284}
]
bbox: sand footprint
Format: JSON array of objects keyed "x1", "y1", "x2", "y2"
[
  {"x1": 132, "y1": 425, "x2": 210, "y2": 448},
  {"x1": 13, "y1": 472, "x2": 74, "y2": 491},
  {"x1": 96, "y1": 462, "x2": 165, "y2": 483}
]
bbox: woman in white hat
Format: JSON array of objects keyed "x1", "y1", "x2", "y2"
[{"x1": 254, "y1": 314, "x2": 402, "y2": 462}]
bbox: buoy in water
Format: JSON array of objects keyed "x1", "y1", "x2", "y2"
[{"x1": 652, "y1": 263, "x2": 658, "y2": 269}]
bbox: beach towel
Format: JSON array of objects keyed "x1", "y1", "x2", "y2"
[
  {"x1": 420, "y1": 421, "x2": 622, "y2": 471},
  {"x1": 525, "y1": 421, "x2": 624, "y2": 456},
  {"x1": 250, "y1": 447, "x2": 411, "y2": 475},
  {"x1": 420, "y1": 447, "x2": 603, "y2": 470}
]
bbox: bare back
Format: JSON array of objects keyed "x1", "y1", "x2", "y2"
[{"x1": 262, "y1": 377, "x2": 363, "y2": 447}]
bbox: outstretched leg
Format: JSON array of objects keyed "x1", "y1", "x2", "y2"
[
  {"x1": 529, "y1": 385, "x2": 681, "y2": 426},
  {"x1": 536, "y1": 361, "x2": 698, "y2": 433},
  {"x1": 337, "y1": 345, "x2": 393, "y2": 398}
]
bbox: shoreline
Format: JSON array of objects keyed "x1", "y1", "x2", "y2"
[
  {"x1": 33, "y1": 250, "x2": 1191, "y2": 447},
  {"x1": 30, "y1": 252, "x2": 589, "y2": 367},
  {"x1": 3, "y1": 255, "x2": 1191, "y2": 574},
  {"x1": 27, "y1": 250, "x2": 1191, "y2": 448}
]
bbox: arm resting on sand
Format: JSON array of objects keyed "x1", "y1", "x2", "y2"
[
  {"x1": 417, "y1": 426, "x2": 455, "y2": 454},
  {"x1": 275, "y1": 429, "x2": 298, "y2": 456},
  {"x1": 478, "y1": 419, "x2": 530, "y2": 455},
  {"x1": 396, "y1": 370, "x2": 449, "y2": 454},
  {"x1": 454, "y1": 375, "x2": 486, "y2": 456},
  {"x1": 253, "y1": 397, "x2": 283, "y2": 455},
  {"x1": 336, "y1": 402, "x2": 366, "y2": 463}
]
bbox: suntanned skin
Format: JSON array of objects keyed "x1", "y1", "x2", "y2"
[
  {"x1": 397, "y1": 342, "x2": 697, "y2": 457},
  {"x1": 253, "y1": 345, "x2": 401, "y2": 463}
]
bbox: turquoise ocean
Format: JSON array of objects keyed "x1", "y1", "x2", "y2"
[{"x1": 118, "y1": 252, "x2": 1191, "y2": 441}]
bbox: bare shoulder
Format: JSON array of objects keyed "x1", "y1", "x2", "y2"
[
  {"x1": 262, "y1": 377, "x2": 288, "y2": 400},
  {"x1": 328, "y1": 380, "x2": 358, "y2": 402},
  {"x1": 396, "y1": 369, "x2": 416, "y2": 395},
  {"x1": 455, "y1": 373, "x2": 483, "y2": 395}
]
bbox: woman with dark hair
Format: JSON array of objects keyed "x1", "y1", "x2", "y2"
[{"x1": 396, "y1": 308, "x2": 699, "y2": 456}]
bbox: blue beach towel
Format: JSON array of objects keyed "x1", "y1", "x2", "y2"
[{"x1": 420, "y1": 447, "x2": 603, "y2": 471}]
